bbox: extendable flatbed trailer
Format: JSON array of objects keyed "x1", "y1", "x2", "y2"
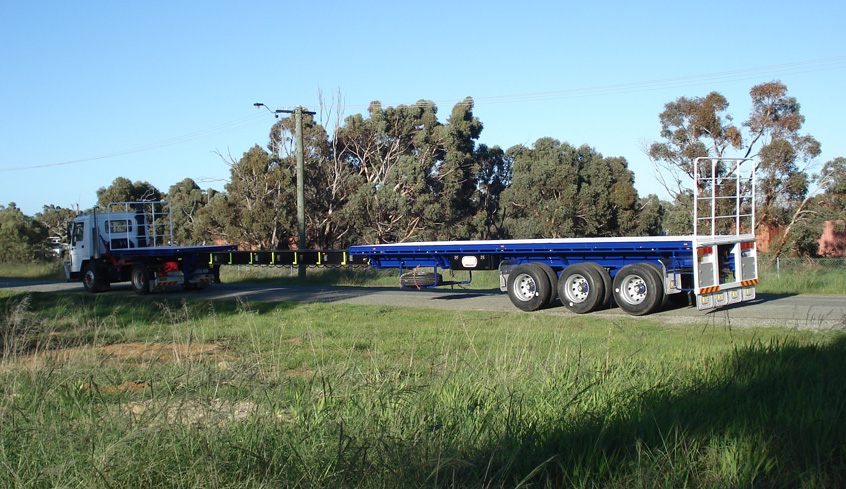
[
  {"x1": 346, "y1": 233, "x2": 757, "y2": 316},
  {"x1": 342, "y1": 157, "x2": 759, "y2": 316}
]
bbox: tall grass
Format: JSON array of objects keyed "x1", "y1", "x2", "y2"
[
  {"x1": 1, "y1": 291, "x2": 844, "y2": 487},
  {"x1": 0, "y1": 261, "x2": 64, "y2": 280},
  {"x1": 757, "y1": 257, "x2": 846, "y2": 296}
]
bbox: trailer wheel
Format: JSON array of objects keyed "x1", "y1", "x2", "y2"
[
  {"x1": 82, "y1": 262, "x2": 109, "y2": 293},
  {"x1": 585, "y1": 263, "x2": 612, "y2": 309},
  {"x1": 642, "y1": 262, "x2": 668, "y2": 308},
  {"x1": 130, "y1": 264, "x2": 151, "y2": 296},
  {"x1": 533, "y1": 262, "x2": 559, "y2": 308},
  {"x1": 558, "y1": 263, "x2": 604, "y2": 314},
  {"x1": 506, "y1": 263, "x2": 550, "y2": 312},
  {"x1": 612, "y1": 263, "x2": 663, "y2": 316}
]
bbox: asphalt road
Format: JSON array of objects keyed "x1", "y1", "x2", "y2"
[{"x1": 2, "y1": 279, "x2": 844, "y2": 330}]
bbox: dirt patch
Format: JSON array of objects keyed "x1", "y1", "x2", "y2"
[
  {"x1": 82, "y1": 380, "x2": 151, "y2": 395},
  {"x1": 119, "y1": 398, "x2": 260, "y2": 426},
  {"x1": 282, "y1": 366, "x2": 313, "y2": 378},
  {"x1": 5, "y1": 342, "x2": 231, "y2": 370},
  {"x1": 101, "y1": 342, "x2": 229, "y2": 363}
]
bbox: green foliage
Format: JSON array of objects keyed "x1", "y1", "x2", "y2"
[
  {"x1": 165, "y1": 178, "x2": 211, "y2": 245},
  {"x1": 336, "y1": 100, "x2": 446, "y2": 243},
  {"x1": 34, "y1": 204, "x2": 77, "y2": 243},
  {"x1": 96, "y1": 177, "x2": 163, "y2": 209},
  {"x1": 816, "y1": 157, "x2": 846, "y2": 221},
  {"x1": 217, "y1": 145, "x2": 296, "y2": 250},
  {"x1": 0, "y1": 203, "x2": 49, "y2": 262},
  {"x1": 500, "y1": 140, "x2": 645, "y2": 238},
  {"x1": 648, "y1": 91, "x2": 742, "y2": 188}
]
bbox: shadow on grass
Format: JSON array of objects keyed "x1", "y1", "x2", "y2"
[{"x1": 458, "y1": 335, "x2": 846, "y2": 487}]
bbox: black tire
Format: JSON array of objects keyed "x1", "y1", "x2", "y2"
[
  {"x1": 533, "y1": 262, "x2": 559, "y2": 308},
  {"x1": 584, "y1": 262, "x2": 612, "y2": 310},
  {"x1": 130, "y1": 264, "x2": 151, "y2": 296},
  {"x1": 82, "y1": 262, "x2": 108, "y2": 293},
  {"x1": 642, "y1": 262, "x2": 668, "y2": 309},
  {"x1": 558, "y1": 263, "x2": 604, "y2": 314},
  {"x1": 506, "y1": 263, "x2": 551, "y2": 312},
  {"x1": 400, "y1": 271, "x2": 443, "y2": 288},
  {"x1": 612, "y1": 263, "x2": 664, "y2": 316}
]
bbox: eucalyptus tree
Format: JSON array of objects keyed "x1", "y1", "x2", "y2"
[
  {"x1": 219, "y1": 145, "x2": 295, "y2": 250},
  {"x1": 335, "y1": 100, "x2": 445, "y2": 243},
  {"x1": 95, "y1": 177, "x2": 162, "y2": 209},
  {"x1": 472, "y1": 144, "x2": 512, "y2": 239},
  {"x1": 648, "y1": 81, "x2": 821, "y2": 241},
  {"x1": 501, "y1": 139, "x2": 643, "y2": 238},
  {"x1": 165, "y1": 178, "x2": 210, "y2": 245},
  {"x1": 0, "y1": 203, "x2": 48, "y2": 262}
]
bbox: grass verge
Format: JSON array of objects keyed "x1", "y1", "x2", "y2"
[
  {"x1": 0, "y1": 261, "x2": 64, "y2": 280},
  {"x1": 1, "y1": 291, "x2": 844, "y2": 488}
]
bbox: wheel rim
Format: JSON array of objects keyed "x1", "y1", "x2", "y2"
[
  {"x1": 132, "y1": 271, "x2": 144, "y2": 290},
  {"x1": 563, "y1": 273, "x2": 589, "y2": 304},
  {"x1": 84, "y1": 270, "x2": 95, "y2": 288},
  {"x1": 512, "y1": 273, "x2": 537, "y2": 302},
  {"x1": 619, "y1": 274, "x2": 648, "y2": 305}
]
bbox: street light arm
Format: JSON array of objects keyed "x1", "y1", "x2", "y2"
[{"x1": 254, "y1": 102, "x2": 290, "y2": 118}]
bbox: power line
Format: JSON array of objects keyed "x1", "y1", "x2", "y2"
[
  {"x1": 0, "y1": 114, "x2": 270, "y2": 172},
  {"x1": 346, "y1": 56, "x2": 846, "y2": 108},
  {"x1": 4, "y1": 56, "x2": 844, "y2": 173}
]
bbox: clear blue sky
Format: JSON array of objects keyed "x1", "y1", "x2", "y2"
[{"x1": 2, "y1": 0, "x2": 844, "y2": 216}]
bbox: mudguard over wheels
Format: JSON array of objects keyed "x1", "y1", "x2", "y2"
[
  {"x1": 612, "y1": 263, "x2": 664, "y2": 316},
  {"x1": 82, "y1": 262, "x2": 109, "y2": 293},
  {"x1": 130, "y1": 264, "x2": 151, "y2": 296},
  {"x1": 558, "y1": 263, "x2": 605, "y2": 314},
  {"x1": 506, "y1": 263, "x2": 552, "y2": 312}
]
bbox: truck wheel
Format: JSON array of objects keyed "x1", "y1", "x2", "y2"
[
  {"x1": 506, "y1": 263, "x2": 550, "y2": 312},
  {"x1": 612, "y1": 263, "x2": 663, "y2": 316},
  {"x1": 558, "y1": 263, "x2": 604, "y2": 314},
  {"x1": 533, "y1": 263, "x2": 559, "y2": 308},
  {"x1": 82, "y1": 262, "x2": 109, "y2": 293},
  {"x1": 130, "y1": 264, "x2": 151, "y2": 296}
]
